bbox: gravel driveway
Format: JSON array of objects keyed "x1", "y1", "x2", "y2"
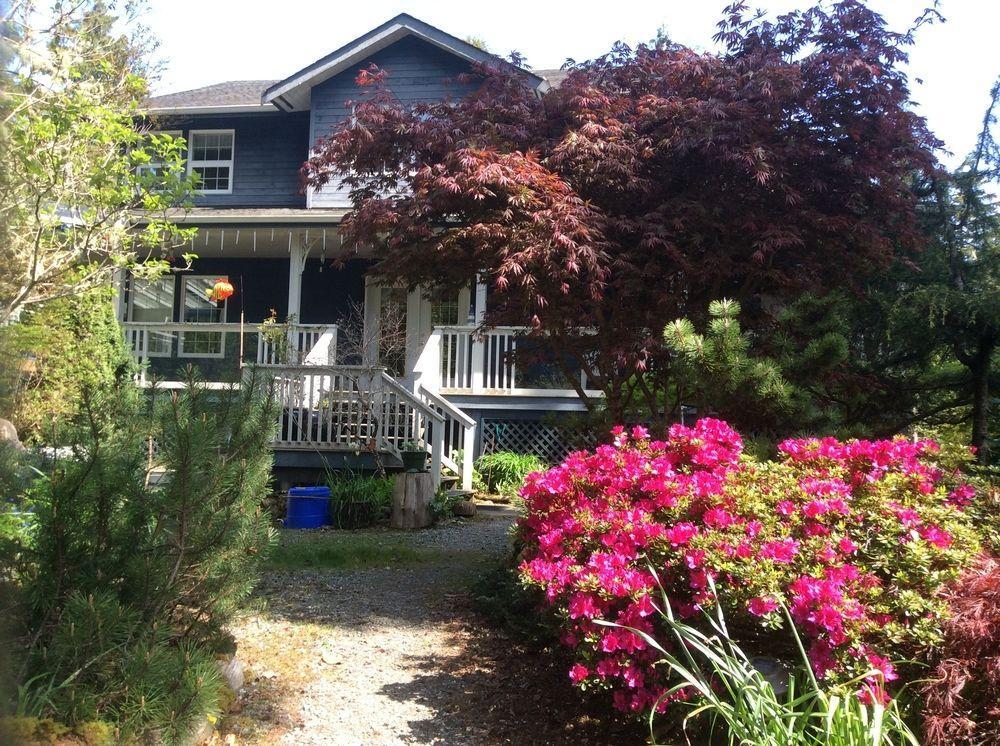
[{"x1": 224, "y1": 507, "x2": 640, "y2": 745}]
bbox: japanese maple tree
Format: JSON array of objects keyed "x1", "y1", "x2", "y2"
[{"x1": 303, "y1": 1, "x2": 939, "y2": 424}]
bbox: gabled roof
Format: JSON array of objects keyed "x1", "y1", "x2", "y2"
[
  {"x1": 261, "y1": 13, "x2": 547, "y2": 112},
  {"x1": 533, "y1": 68, "x2": 570, "y2": 89},
  {"x1": 146, "y1": 80, "x2": 279, "y2": 115}
]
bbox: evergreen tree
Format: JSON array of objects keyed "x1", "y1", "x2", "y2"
[{"x1": 6, "y1": 369, "x2": 277, "y2": 739}]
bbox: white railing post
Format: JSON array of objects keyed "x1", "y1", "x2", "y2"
[
  {"x1": 138, "y1": 328, "x2": 149, "y2": 385},
  {"x1": 430, "y1": 413, "x2": 444, "y2": 491},
  {"x1": 415, "y1": 328, "x2": 442, "y2": 393},
  {"x1": 461, "y1": 422, "x2": 475, "y2": 492},
  {"x1": 471, "y1": 332, "x2": 485, "y2": 394}
]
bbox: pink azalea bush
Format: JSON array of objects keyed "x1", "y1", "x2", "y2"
[{"x1": 517, "y1": 419, "x2": 980, "y2": 714}]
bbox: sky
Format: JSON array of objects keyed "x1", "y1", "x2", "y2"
[{"x1": 144, "y1": 0, "x2": 999, "y2": 165}]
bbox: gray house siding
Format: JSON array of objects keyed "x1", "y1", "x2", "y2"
[
  {"x1": 308, "y1": 36, "x2": 476, "y2": 208},
  {"x1": 157, "y1": 112, "x2": 309, "y2": 208}
]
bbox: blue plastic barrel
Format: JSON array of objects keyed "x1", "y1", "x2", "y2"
[{"x1": 284, "y1": 486, "x2": 331, "y2": 529}]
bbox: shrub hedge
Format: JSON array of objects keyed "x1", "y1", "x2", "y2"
[{"x1": 518, "y1": 419, "x2": 981, "y2": 714}]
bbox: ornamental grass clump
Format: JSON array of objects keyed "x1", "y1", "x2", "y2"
[
  {"x1": 598, "y1": 578, "x2": 920, "y2": 745},
  {"x1": 517, "y1": 419, "x2": 980, "y2": 715}
]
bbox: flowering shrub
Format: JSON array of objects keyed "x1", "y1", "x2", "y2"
[{"x1": 517, "y1": 419, "x2": 980, "y2": 714}]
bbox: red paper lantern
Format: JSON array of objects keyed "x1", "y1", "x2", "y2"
[{"x1": 206, "y1": 278, "x2": 234, "y2": 302}]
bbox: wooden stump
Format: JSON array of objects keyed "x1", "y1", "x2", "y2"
[{"x1": 391, "y1": 472, "x2": 434, "y2": 529}]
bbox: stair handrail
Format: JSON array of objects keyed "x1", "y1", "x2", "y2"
[
  {"x1": 416, "y1": 383, "x2": 476, "y2": 492},
  {"x1": 415, "y1": 384, "x2": 475, "y2": 427}
]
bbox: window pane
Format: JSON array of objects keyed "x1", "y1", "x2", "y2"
[
  {"x1": 193, "y1": 165, "x2": 229, "y2": 192},
  {"x1": 183, "y1": 276, "x2": 226, "y2": 323},
  {"x1": 130, "y1": 276, "x2": 173, "y2": 322},
  {"x1": 181, "y1": 330, "x2": 224, "y2": 355},
  {"x1": 431, "y1": 295, "x2": 459, "y2": 326},
  {"x1": 378, "y1": 288, "x2": 407, "y2": 376}
]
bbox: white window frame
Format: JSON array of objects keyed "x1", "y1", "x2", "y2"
[
  {"x1": 127, "y1": 275, "x2": 175, "y2": 358},
  {"x1": 178, "y1": 275, "x2": 228, "y2": 358},
  {"x1": 187, "y1": 129, "x2": 235, "y2": 195},
  {"x1": 136, "y1": 129, "x2": 183, "y2": 180}
]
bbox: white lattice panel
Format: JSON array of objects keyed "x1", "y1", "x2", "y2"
[{"x1": 480, "y1": 419, "x2": 598, "y2": 464}]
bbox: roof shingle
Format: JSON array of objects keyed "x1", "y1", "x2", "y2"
[
  {"x1": 146, "y1": 67, "x2": 570, "y2": 111},
  {"x1": 146, "y1": 80, "x2": 278, "y2": 110}
]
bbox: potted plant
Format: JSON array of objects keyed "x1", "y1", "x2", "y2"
[{"x1": 401, "y1": 440, "x2": 427, "y2": 472}]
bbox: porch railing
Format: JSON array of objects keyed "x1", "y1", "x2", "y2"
[
  {"x1": 122, "y1": 322, "x2": 339, "y2": 383},
  {"x1": 420, "y1": 325, "x2": 596, "y2": 396},
  {"x1": 264, "y1": 365, "x2": 446, "y2": 488}
]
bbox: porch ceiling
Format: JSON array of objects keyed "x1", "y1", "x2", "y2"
[
  {"x1": 134, "y1": 207, "x2": 351, "y2": 225},
  {"x1": 181, "y1": 226, "x2": 351, "y2": 258}
]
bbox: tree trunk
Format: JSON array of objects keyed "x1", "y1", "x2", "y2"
[{"x1": 970, "y1": 353, "x2": 992, "y2": 466}]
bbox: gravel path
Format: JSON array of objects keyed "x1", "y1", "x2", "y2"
[{"x1": 224, "y1": 508, "x2": 640, "y2": 745}]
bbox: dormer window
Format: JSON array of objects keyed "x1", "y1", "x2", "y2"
[{"x1": 188, "y1": 130, "x2": 234, "y2": 193}]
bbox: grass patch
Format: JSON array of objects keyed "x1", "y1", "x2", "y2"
[{"x1": 266, "y1": 530, "x2": 436, "y2": 570}]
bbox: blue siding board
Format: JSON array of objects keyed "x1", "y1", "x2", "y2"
[
  {"x1": 158, "y1": 36, "x2": 479, "y2": 209},
  {"x1": 159, "y1": 112, "x2": 309, "y2": 208},
  {"x1": 309, "y1": 36, "x2": 476, "y2": 206},
  {"x1": 309, "y1": 37, "x2": 476, "y2": 144}
]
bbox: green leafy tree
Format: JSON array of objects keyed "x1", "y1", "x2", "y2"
[
  {"x1": 900, "y1": 80, "x2": 1000, "y2": 463},
  {"x1": 0, "y1": 0, "x2": 196, "y2": 324},
  {"x1": 0, "y1": 288, "x2": 136, "y2": 443}
]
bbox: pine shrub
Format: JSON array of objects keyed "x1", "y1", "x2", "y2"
[{"x1": 7, "y1": 368, "x2": 277, "y2": 741}]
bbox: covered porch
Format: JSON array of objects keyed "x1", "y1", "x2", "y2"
[{"x1": 118, "y1": 220, "x2": 596, "y2": 486}]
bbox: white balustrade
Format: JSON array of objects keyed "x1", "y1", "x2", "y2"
[
  {"x1": 264, "y1": 365, "x2": 446, "y2": 489},
  {"x1": 123, "y1": 321, "x2": 338, "y2": 367}
]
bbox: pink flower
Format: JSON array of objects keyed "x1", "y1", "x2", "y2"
[
  {"x1": 569, "y1": 663, "x2": 589, "y2": 683},
  {"x1": 748, "y1": 596, "x2": 779, "y2": 616},
  {"x1": 947, "y1": 483, "x2": 975, "y2": 509},
  {"x1": 893, "y1": 507, "x2": 921, "y2": 529},
  {"x1": 919, "y1": 525, "x2": 952, "y2": 549},
  {"x1": 684, "y1": 549, "x2": 706, "y2": 569},
  {"x1": 569, "y1": 592, "x2": 602, "y2": 619},
  {"x1": 664, "y1": 522, "x2": 698, "y2": 546},
  {"x1": 864, "y1": 652, "x2": 898, "y2": 682},
  {"x1": 760, "y1": 538, "x2": 799, "y2": 564},
  {"x1": 857, "y1": 684, "x2": 890, "y2": 706},
  {"x1": 837, "y1": 537, "x2": 858, "y2": 555},
  {"x1": 703, "y1": 507, "x2": 737, "y2": 528}
]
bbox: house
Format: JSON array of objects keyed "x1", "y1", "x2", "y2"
[{"x1": 127, "y1": 14, "x2": 597, "y2": 489}]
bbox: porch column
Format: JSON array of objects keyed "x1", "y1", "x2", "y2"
[
  {"x1": 404, "y1": 286, "x2": 425, "y2": 386},
  {"x1": 286, "y1": 233, "x2": 305, "y2": 363},
  {"x1": 363, "y1": 277, "x2": 380, "y2": 367},
  {"x1": 287, "y1": 233, "x2": 304, "y2": 321},
  {"x1": 471, "y1": 275, "x2": 487, "y2": 394},
  {"x1": 113, "y1": 269, "x2": 127, "y2": 321}
]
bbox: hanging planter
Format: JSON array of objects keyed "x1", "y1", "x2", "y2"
[{"x1": 205, "y1": 278, "x2": 234, "y2": 303}]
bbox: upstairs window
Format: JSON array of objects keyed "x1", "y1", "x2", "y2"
[{"x1": 188, "y1": 130, "x2": 234, "y2": 193}]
